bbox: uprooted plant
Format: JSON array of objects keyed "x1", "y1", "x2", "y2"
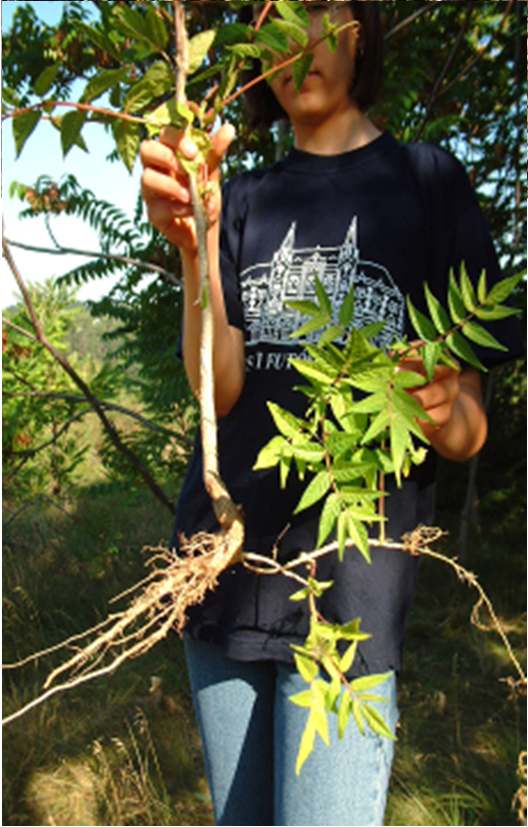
[{"x1": 3, "y1": 0, "x2": 526, "y2": 778}]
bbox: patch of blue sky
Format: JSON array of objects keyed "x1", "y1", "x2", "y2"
[{"x1": 2, "y1": 1, "x2": 156, "y2": 309}]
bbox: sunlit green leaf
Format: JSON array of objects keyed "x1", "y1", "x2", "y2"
[
  {"x1": 294, "y1": 652, "x2": 319, "y2": 683},
  {"x1": 459, "y1": 261, "x2": 477, "y2": 312},
  {"x1": 295, "y1": 718, "x2": 316, "y2": 775},
  {"x1": 267, "y1": 402, "x2": 306, "y2": 439},
  {"x1": 424, "y1": 283, "x2": 450, "y2": 334},
  {"x1": 338, "y1": 691, "x2": 352, "y2": 739},
  {"x1": 445, "y1": 331, "x2": 486, "y2": 371},
  {"x1": 351, "y1": 672, "x2": 392, "y2": 692},
  {"x1": 406, "y1": 296, "x2": 437, "y2": 341},
  {"x1": 287, "y1": 299, "x2": 321, "y2": 317},
  {"x1": 447, "y1": 268, "x2": 467, "y2": 323},
  {"x1": 362, "y1": 703, "x2": 396, "y2": 740},
  {"x1": 294, "y1": 470, "x2": 331, "y2": 514},
  {"x1": 477, "y1": 269, "x2": 488, "y2": 304},
  {"x1": 338, "y1": 287, "x2": 355, "y2": 327},
  {"x1": 462, "y1": 321, "x2": 507, "y2": 351},
  {"x1": 317, "y1": 493, "x2": 341, "y2": 546},
  {"x1": 253, "y1": 435, "x2": 287, "y2": 470},
  {"x1": 112, "y1": 119, "x2": 140, "y2": 172},
  {"x1": 124, "y1": 62, "x2": 172, "y2": 112},
  {"x1": 189, "y1": 29, "x2": 217, "y2": 74},
  {"x1": 487, "y1": 273, "x2": 523, "y2": 304}
]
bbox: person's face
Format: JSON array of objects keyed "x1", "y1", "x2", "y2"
[{"x1": 267, "y1": 1, "x2": 360, "y2": 126}]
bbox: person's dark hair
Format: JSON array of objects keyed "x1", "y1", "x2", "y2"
[{"x1": 240, "y1": 2, "x2": 383, "y2": 129}]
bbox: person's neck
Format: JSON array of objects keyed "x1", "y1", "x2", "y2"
[{"x1": 292, "y1": 105, "x2": 381, "y2": 156}]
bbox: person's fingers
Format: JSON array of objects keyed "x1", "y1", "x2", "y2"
[
  {"x1": 410, "y1": 372, "x2": 460, "y2": 410},
  {"x1": 208, "y1": 123, "x2": 236, "y2": 174},
  {"x1": 140, "y1": 140, "x2": 179, "y2": 175},
  {"x1": 141, "y1": 167, "x2": 191, "y2": 206},
  {"x1": 144, "y1": 197, "x2": 193, "y2": 235}
]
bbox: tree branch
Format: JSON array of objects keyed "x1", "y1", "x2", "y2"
[
  {"x1": 2, "y1": 385, "x2": 192, "y2": 445},
  {"x1": 384, "y1": 2, "x2": 439, "y2": 42},
  {"x1": 4, "y1": 237, "x2": 180, "y2": 287},
  {"x1": 2, "y1": 240, "x2": 175, "y2": 514},
  {"x1": 2, "y1": 100, "x2": 144, "y2": 125}
]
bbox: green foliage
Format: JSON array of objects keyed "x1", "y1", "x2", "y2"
[
  {"x1": 3, "y1": 282, "x2": 89, "y2": 500},
  {"x1": 289, "y1": 603, "x2": 393, "y2": 773},
  {"x1": 255, "y1": 268, "x2": 521, "y2": 556}
]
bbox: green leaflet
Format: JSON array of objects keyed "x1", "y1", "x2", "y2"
[
  {"x1": 445, "y1": 331, "x2": 487, "y2": 372},
  {"x1": 267, "y1": 402, "x2": 306, "y2": 439},
  {"x1": 447, "y1": 268, "x2": 467, "y2": 323},
  {"x1": 462, "y1": 321, "x2": 508, "y2": 351},
  {"x1": 339, "y1": 287, "x2": 355, "y2": 326},
  {"x1": 33, "y1": 64, "x2": 60, "y2": 96},
  {"x1": 13, "y1": 110, "x2": 41, "y2": 157},
  {"x1": 294, "y1": 471, "x2": 331, "y2": 514},
  {"x1": 317, "y1": 493, "x2": 342, "y2": 547},
  {"x1": 346, "y1": 515, "x2": 371, "y2": 562},
  {"x1": 295, "y1": 718, "x2": 316, "y2": 775},
  {"x1": 275, "y1": 0, "x2": 309, "y2": 26},
  {"x1": 188, "y1": 29, "x2": 217, "y2": 75},
  {"x1": 459, "y1": 261, "x2": 477, "y2": 311},
  {"x1": 406, "y1": 296, "x2": 437, "y2": 341},
  {"x1": 351, "y1": 671, "x2": 393, "y2": 692},
  {"x1": 253, "y1": 436, "x2": 287, "y2": 471},
  {"x1": 124, "y1": 62, "x2": 173, "y2": 112},
  {"x1": 293, "y1": 52, "x2": 314, "y2": 91},
  {"x1": 424, "y1": 283, "x2": 450, "y2": 334},
  {"x1": 290, "y1": 358, "x2": 333, "y2": 384},
  {"x1": 82, "y1": 68, "x2": 128, "y2": 104},
  {"x1": 361, "y1": 704, "x2": 396, "y2": 741},
  {"x1": 338, "y1": 691, "x2": 352, "y2": 739},
  {"x1": 61, "y1": 110, "x2": 87, "y2": 158},
  {"x1": 487, "y1": 273, "x2": 523, "y2": 304},
  {"x1": 272, "y1": 18, "x2": 309, "y2": 47},
  {"x1": 256, "y1": 22, "x2": 290, "y2": 54},
  {"x1": 477, "y1": 269, "x2": 488, "y2": 304},
  {"x1": 112, "y1": 120, "x2": 140, "y2": 173},
  {"x1": 294, "y1": 653, "x2": 319, "y2": 683}
]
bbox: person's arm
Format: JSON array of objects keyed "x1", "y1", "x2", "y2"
[
  {"x1": 180, "y1": 226, "x2": 245, "y2": 417},
  {"x1": 408, "y1": 365, "x2": 488, "y2": 461},
  {"x1": 140, "y1": 124, "x2": 244, "y2": 417}
]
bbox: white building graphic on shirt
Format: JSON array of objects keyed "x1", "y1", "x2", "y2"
[{"x1": 240, "y1": 217, "x2": 405, "y2": 351}]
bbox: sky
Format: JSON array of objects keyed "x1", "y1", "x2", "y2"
[{"x1": 2, "y1": 0, "x2": 147, "y2": 309}]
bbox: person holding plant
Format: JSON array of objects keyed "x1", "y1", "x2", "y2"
[{"x1": 140, "y1": 2, "x2": 520, "y2": 824}]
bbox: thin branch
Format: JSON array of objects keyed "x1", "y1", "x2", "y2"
[
  {"x1": 2, "y1": 100, "x2": 144, "y2": 125},
  {"x1": 439, "y1": 0, "x2": 515, "y2": 100},
  {"x1": 246, "y1": 524, "x2": 526, "y2": 687},
  {"x1": 4, "y1": 237, "x2": 180, "y2": 287},
  {"x1": 2, "y1": 240, "x2": 175, "y2": 514},
  {"x1": 6, "y1": 411, "x2": 87, "y2": 460},
  {"x1": 384, "y1": 3, "x2": 438, "y2": 42},
  {"x1": 215, "y1": 19, "x2": 360, "y2": 116},
  {"x1": 2, "y1": 386, "x2": 190, "y2": 444},
  {"x1": 414, "y1": 0, "x2": 476, "y2": 141}
]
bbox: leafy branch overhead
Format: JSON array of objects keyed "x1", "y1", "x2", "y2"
[{"x1": 4, "y1": 0, "x2": 352, "y2": 171}]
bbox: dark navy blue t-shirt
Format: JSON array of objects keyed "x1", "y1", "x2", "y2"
[{"x1": 172, "y1": 132, "x2": 522, "y2": 675}]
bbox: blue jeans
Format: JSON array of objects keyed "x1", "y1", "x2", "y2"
[{"x1": 184, "y1": 635, "x2": 398, "y2": 826}]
